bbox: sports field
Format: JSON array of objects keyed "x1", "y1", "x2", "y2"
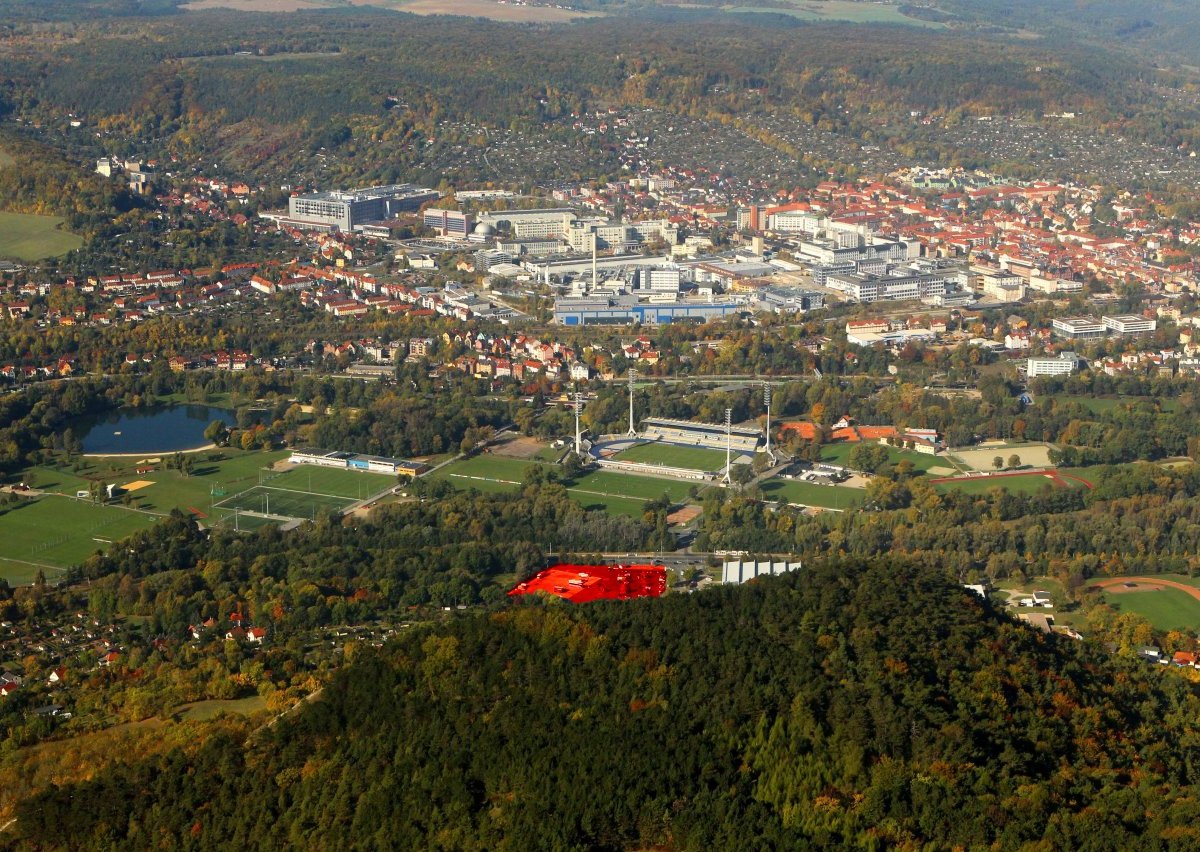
[
  {"x1": 0, "y1": 498, "x2": 158, "y2": 584},
  {"x1": 0, "y1": 211, "x2": 83, "y2": 260},
  {"x1": 212, "y1": 466, "x2": 394, "y2": 520},
  {"x1": 1102, "y1": 586, "x2": 1200, "y2": 631},
  {"x1": 614, "y1": 442, "x2": 730, "y2": 471},
  {"x1": 434, "y1": 455, "x2": 699, "y2": 516},
  {"x1": 951, "y1": 443, "x2": 1056, "y2": 471},
  {"x1": 761, "y1": 479, "x2": 864, "y2": 510},
  {"x1": 935, "y1": 472, "x2": 1063, "y2": 496}
]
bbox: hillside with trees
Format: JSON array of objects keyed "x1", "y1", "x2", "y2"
[{"x1": 12, "y1": 559, "x2": 1200, "y2": 849}]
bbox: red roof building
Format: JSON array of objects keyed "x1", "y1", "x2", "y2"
[{"x1": 508, "y1": 564, "x2": 667, "y2": 604}]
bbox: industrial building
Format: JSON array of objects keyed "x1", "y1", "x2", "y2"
[
  {"x1": 553, "y1": 293, "x2": 746, "y2": 325},
  {"x1": 721, "y1": 559, "x2": 803, "y2": 585},
  {"x1": 284, "y1": 184, "x2": 439, "y2": 232}
]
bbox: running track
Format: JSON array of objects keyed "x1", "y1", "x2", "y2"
[
  {"x1": 927, "y1": 469, "x2": 1094, "y2": 489},
  {"x1": 1090, "y1": 577, "x2": 1200, "y2": 602}
]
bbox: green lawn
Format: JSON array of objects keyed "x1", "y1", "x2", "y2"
[
  {"x1": 54, "y1": 450, "x2": 291, "y2": 515},
  {"x1": 1103, "y1": 587, "x2": 1200, "y2": 632},
  {"x1": 0, "y1": 211, "x2": 83, "y2": 260},
  {"x1": 569, "y1": 470, "x2": 694, "y2": 503},
  {"x1": 174, "y1": 695, "x2": 268, "y2": 720},
  {"x1": 935, "y1": 472, "x2": 1061, "y2": 496},
  {"x1": 0, "y1": 498, "x2": 158, "y2": 583},
  {"x1": 614, "y1": 442, "x2": 730, "y2": 471},
  {"x1": 760, "y1": 478, "x2": 864, "y2": 510},
  {"x1": 433, "y1": 454, "x2": 546, "y2": 491}
]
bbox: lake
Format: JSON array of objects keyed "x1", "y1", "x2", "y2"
[{"x1": 80, "y1": 405, "x2": 237, "y2": 454}]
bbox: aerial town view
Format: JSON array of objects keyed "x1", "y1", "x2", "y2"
[{"x1": 3, "y1": 0, "x2": 1200, "y2": 846}]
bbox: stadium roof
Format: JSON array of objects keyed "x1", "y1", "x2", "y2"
[{"x1": 643, "y1": 416, "x2": 762, "y2": 438}]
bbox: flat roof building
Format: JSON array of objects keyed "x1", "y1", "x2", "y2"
[
  {"x1": 1052, "y1": 316, "x2": 1106, "y2": 340},
  {"x1": 1102, "y1": 314, "x2": 1156, "y2": 335},
  {"x1": 287, "y1": 184, "x2": 439, "y2": 232}
]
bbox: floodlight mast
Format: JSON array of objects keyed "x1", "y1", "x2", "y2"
[
  {"x1": 722, "y1": 407, "x2": 733, "y2": 485},
  {"x1": 574, "y1": 391, "x2": 584, "y2": 456},
  {"x1": 764, "y1": 381, "x2": 776, "y2": 464},
  {"x1": 627, "y1": 368, "x2": 638, "y2": 437}
]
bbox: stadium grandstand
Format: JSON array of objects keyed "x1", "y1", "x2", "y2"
[{"x1": 640, "y1": 417, "x2": 763, "y2": 453}]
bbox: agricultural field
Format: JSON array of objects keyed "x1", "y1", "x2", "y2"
[
  {"x1": 614, "y1": 442, "x2": 730, "y2": 471},
  {"x1": 0, "y1": 498, "x2": 159, "y2": 585},
  {"x1": 760, "y1": 478, "x2": 864, "y2": 510},
  {"x1": 729, "y1": 0, "x2": 943, "y2": 27},
  {"x1": 0, "y1": 211, "x2": 83, "y2": 260},
  {"x1": 184, "y1": 0, "x2": 600, "y2": 19}
]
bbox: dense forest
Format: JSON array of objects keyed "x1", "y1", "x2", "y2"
[{"x1": 12, "y1": 559, "x2": 1200, "y2": 849}]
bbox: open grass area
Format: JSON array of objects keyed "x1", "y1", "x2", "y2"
[
  {"x1": 1103, "y1": 587, "x2": 1200, "y2": 632},
  {"x1": 935, "y1": 472, "x2": 1062, "y2": 496},
  {"x1": 212, "y1": 463, "x2": 394, "y2": 520},
  {"x1": 0, "y1": 147, "x2": 14, "y2": 168},
  {"x1": 433, "y1": 454, "x2": 544, "y2": 491},
  {"x1": 569, "y1": 470, "x2": 694, "y2": 503},
  {"x1": 0, "y1": 211, "x2": 83, "y2": 260},
  {"x1": 614, "y1": 442, "x2": 730, "y2": 471},
  {"x1": 761, "y1": 478, "x2": 864, "y2": 510},
  {"x1": 0, "y1": 498, "x2": 158, "y2": 583},
  {"x1": 174, "y1": 695, "x2": 268, "y2": 721}
]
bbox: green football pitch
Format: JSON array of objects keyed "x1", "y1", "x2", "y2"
[
  {"x1": 0, "y1": 497, "x2": 158, "y2": 584},
  {"x1": 613, "y1": 442, "x2": 730, "y2": 471}
]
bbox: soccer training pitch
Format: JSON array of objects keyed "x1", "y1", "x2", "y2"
[
  {"x1": 211, "y1": 466, "x2": 396, "y2": 522},
  {"x1": 613, "y1": 442, "x2": 731, "y2": 471},
  {"x1": 0, "y1": 497, "x2": 159, "y2": 584}
]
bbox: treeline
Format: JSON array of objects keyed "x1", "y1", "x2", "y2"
[
  {"x1": 699, "y1": 461, "x2": 1200, "y2": 593},
  {"x1": 14, "y1": 559, "x2": 1200, "y2": 848}
]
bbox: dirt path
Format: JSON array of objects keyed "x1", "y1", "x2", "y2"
[{"x1": 1090, "y1": 577, "x2": 1200, "y2": 601}]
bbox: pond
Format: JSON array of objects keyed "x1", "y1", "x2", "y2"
[{"x1": 80, "y1": 404, "x2": 238, "y2": 454}]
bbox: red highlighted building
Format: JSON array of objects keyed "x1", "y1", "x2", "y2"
[{"x1": 508, "y1": 564, "x2": 667, "y2": 604}]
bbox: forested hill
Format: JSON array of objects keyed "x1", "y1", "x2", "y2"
[{"x1": 14, "y1": 560, "x2": 1200, "y2": 849}]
